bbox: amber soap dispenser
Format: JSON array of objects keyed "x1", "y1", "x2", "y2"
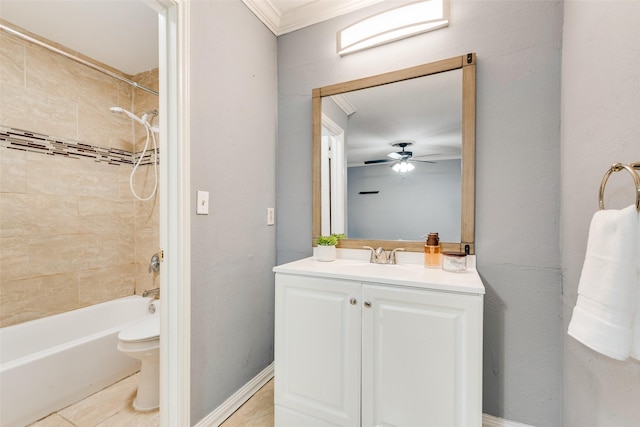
[{"x1": 424, "y1": 232, "x2": 442, "y2": 268}]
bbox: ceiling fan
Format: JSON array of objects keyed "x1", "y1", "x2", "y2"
[{"x1": 364, "y1": 142, "x2": 438, "y2": 166}]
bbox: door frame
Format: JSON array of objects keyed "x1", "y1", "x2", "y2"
[{"x1": 149, "y1": 0, "x2": 191, "y2": 425}]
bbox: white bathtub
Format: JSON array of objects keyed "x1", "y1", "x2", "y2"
[{"x1": 0, "y1": 295, "x2": 156, "y2": 427}]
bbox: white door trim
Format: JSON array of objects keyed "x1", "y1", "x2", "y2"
[{"x1": 155, "y1": 0, "x2": 191, "y2": 425}]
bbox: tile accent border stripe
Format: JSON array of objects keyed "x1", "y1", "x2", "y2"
[{"x1": 0, "y1": 126, "x2": 159, "y2": 166}]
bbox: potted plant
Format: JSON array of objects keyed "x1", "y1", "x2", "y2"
[{"x1": 316, "y1": 234, "x2": 342, "y2": 262}]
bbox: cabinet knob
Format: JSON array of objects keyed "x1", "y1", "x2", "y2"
[
  {"x1": 350, "y1": 298, "x2": 357, "y2": 305},
  {"x1": 364, "y1": 301, "x2": 372, "y2": 308}
]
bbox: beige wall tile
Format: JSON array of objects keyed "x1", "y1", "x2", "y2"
[
  {"x1": 26, "y1": 155, "x2": 121, "y2": 198},
  {"x1": 0, "y1": 192, "x2": 78, "y2": 238},
  {"x1": 0, "y1": 236, "x2": 29, "y2": 281},
  {"x1": 27, "y1": 233, "x2": 121, "y2": 277},
  {"x1": 0, "y1": 32, "x2": 25, "y2": 87},
  {"x1": 78, "y1": 196, "x2": 134, "y2": 236},
  {"x1": 0, "y1": 81, "x2": 78, "y2": 139},
  {"x1": 117, "y1": 166, "x2": 134, "y2": 199},
  {"x1": 77, "y1": 264, "x2": 135, "y2": 305},
  {"x1": 117, "y1": 80, "x2": 134, "y2": 112},
  {"x1": 135, "y1": 199, "x2": 160, "y2": 234},
  {"x1": 135, "y1": 228, "x2": 160, "y2": 260},
  {"x1": 26, "y1": 44, "x2": 119, "y2": 111},
  {"x1": 74, "y1": 233, "x2": 124, "y2": 272},
  {"x1": 0, "y1": 273, "x2": 79, "y2": 327},
  {"x1": 79, "y1": 103, "x2": 133, "y2": 150},
  {"x1": 28, "y1": 234, "x2": 86, "y2": 277},
  {"x1": 0, "y1": 147, "x2": 27, "y2": 193}
]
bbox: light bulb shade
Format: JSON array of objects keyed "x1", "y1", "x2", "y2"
[
  {"x1": 337, "y1": 0, "x2": 449, "y2": 56},
  {"x1": 392, "y1": 161, "x2": 415, "y2": 173}
]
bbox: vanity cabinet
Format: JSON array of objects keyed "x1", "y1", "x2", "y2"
[{"x1": 274, "y1": 267, "x2": 483, "y2": 427}]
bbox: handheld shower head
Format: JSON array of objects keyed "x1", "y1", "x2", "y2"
[{"x1": 110, "y1": 106, "x2": 146, "y2": 125}]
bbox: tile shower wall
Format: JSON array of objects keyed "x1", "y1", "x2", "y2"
[{"x1": 0, "y1": 30, "x2": 159, "y2": 327}]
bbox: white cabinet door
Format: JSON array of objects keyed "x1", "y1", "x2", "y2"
[
  {"x1": 361, "y1": 284, "x2": 483, "y2": 427},
  {"x1": 275, "y1": 274, "x2": 361, "y2": 427}
]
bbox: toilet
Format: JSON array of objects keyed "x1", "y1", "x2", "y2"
[{"x1": 117, "y1": 310, "x2": 160, "y2": 411}]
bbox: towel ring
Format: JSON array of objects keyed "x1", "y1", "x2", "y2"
[{"x1": 598, "y1": 162, "x2": 640, "y2": 212}]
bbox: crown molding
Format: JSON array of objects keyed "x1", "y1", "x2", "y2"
[
  {"x1": 242, "y1": 0, "x2": 384, "y2": 36},
  {"x1": 241, "y1": 0, "x2": 281, "y2": 35},
  {"x1": 330, "y1": 94, "x2": 356, "y2": 116}
]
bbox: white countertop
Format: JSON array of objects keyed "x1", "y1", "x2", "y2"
[{"x1": 273, "y1": 256, "x2": 485, "y2": 295}]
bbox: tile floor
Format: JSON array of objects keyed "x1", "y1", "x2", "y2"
[{"x1": 29, "y1": 373, "x2": 274, "y2": 427}]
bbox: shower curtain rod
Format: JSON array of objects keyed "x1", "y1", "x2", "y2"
[{"x1": 0, "y1": 23, "x2": 159, "y2": 97}]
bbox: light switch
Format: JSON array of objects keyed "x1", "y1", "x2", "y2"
[
  {"x1": 196, "y1": 191, "x2": 209, "y2": 215},
  {"x1": 267, "y1": 208, "x2": 275, "y2": 225}
]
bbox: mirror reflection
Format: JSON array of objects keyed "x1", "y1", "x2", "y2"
[
  {"x1": 321, "y1": 69, "x2": 462, "y2": 242},
  {"x1": 313, "y1": 54, "x2": 476, "y2": 253}
]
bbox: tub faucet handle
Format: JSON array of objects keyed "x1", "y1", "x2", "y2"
[{"x1": 149, "y1": 253, "x2": 161, "y2": 273}]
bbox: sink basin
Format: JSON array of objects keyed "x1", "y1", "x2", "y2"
[{"x1": 329, "y1": 260, "x2": 425, "y2": 279}]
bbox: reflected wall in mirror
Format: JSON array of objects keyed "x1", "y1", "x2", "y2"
[{"x1": 312, "y1": 53, "x2": 476, "y2": 253}]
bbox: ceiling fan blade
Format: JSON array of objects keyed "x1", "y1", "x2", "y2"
[
  {"x1": 412, "y1": 159, "x2": 436, "y2": 163},
  {"x1": 364, "y1": 159, "x2": 393, "y2": 164}
]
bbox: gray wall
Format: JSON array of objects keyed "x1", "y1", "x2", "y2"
[
  {"x1": 189, "y1": 0, "x2": 277, "y2": 424},
  {"x1": 277, "y1": 1, "x2": 563, "y2": 425},
  {"x1": 562, "y1": 2, "x2": 640, "y2": 426},
  {"x1": 347, "y1": 160, "x2": 461, "y2": 241}
]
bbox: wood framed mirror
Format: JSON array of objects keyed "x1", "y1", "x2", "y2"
[{"x1": 312, "y1": 53, "x2": 476, "y2": 253}]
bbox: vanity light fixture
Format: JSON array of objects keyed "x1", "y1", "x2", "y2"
[
  {"x1": 337, "y1": 0, "x2": 449, "y2": 56},
  {"x1": 392, "y1": 160, "x2": 415, "y2": 173}
]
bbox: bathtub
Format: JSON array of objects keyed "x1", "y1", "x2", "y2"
[{"x1": 0, "y1": 295, "x2": 156, "y2": 427}]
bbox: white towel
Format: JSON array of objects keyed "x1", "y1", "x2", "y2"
[
  {"x1": 632, "y1": 213, "x2": 640, "y2": 360},
  {"x1": 568, "y1": 204, "x2": 639, "y2": 361}
]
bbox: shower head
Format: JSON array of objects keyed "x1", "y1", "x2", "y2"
[{"x1": 110, "y1": 106, "x2": 146, "y2": 126}]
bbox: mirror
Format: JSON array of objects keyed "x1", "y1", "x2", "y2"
[{"x1": 312, "y1": 53, "x2": 476, "y2": 253}]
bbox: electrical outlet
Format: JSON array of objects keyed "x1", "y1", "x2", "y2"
[{"x1": 267, "y1": 208, "x2": 275, "y2": 225}]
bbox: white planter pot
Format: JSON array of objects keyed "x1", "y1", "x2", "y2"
[{"x1": 316, "y1": 245, "x2": 336, "y2": 262}]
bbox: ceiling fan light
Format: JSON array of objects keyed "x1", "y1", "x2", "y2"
[{"x1": 392, "y1": 160, "x2": 415, "y2": 173}]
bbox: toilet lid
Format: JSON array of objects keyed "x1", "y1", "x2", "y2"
[{"x1": 118, "y1": 314, "x2": 160, "y2": 342}]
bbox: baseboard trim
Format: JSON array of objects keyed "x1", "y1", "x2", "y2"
[
  {"x1": 194, "y1": 362, "x2": 274, "y2": 427},
  {"x1": 483, "y1": 413, "x2": 535, "y2": 427},
  {"x1": 194, "y1": 368, "x2": 531, "y2": 427}
]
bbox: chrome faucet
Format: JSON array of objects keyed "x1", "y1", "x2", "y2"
[
  {"x1": 143, "y1": 287, "x2": 160, "y2": 298},
  {"x1": 363, "y1": 246, "x2": 405, "y2": 264}
]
